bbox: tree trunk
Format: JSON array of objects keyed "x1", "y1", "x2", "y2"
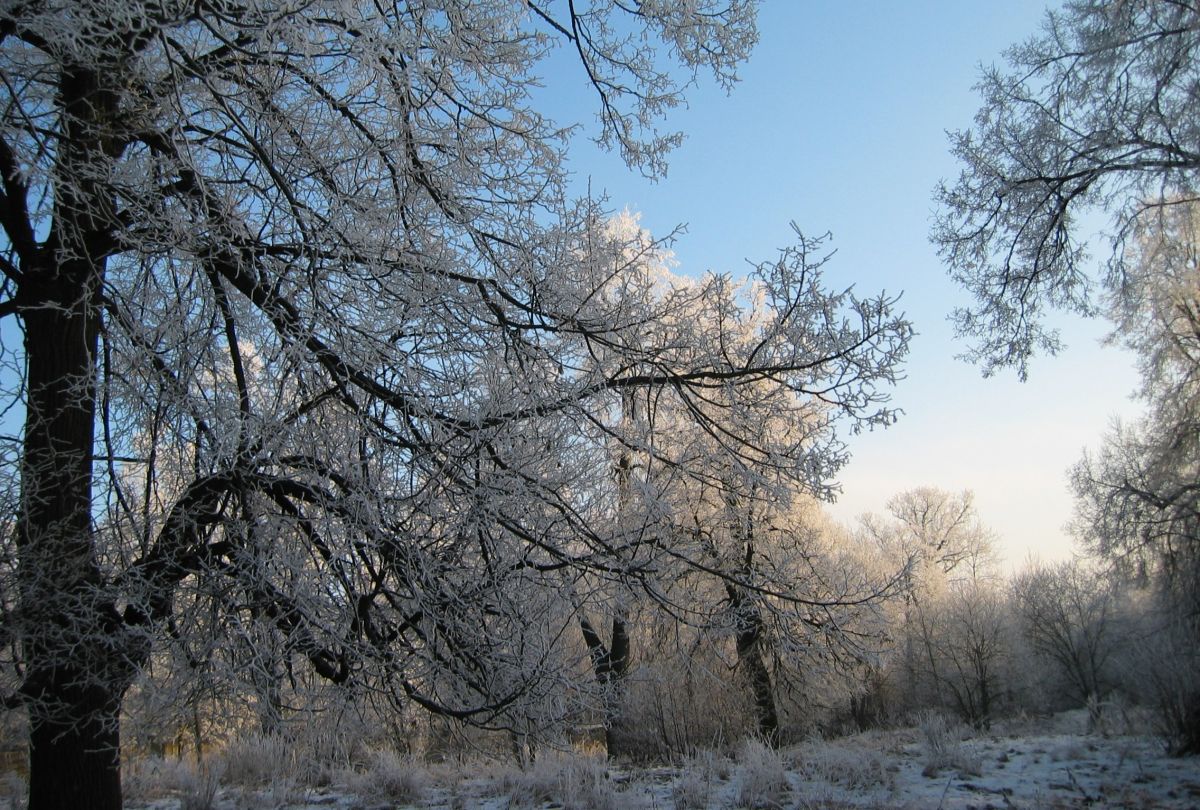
[
  {"x1": 727, "y1": 585, "x2": 779, "y2": 745},
  {"x1": 20, "y1": 300, "x2": 128, "y2": 810},
  {"x1": 1175, "y1": 690, "x2": 1200, "y2": 755},
  {"x1": 579, "y1": 615, "x2": 630, "y2": 758},
  {"x1": 27, "y1": 690, "x2": 122, "y2": 810},
  {"x1": 16, "y1": 62, "x2": 129, "y2": 810}
]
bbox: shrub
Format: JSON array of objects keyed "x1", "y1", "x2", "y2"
[
  {"x1": 735, "y1": 738, "x2": 790, "y2": 809},
  {"x1": 917, "y1": 712, "x2": 981, "y2": 777},
  {"x1": 499, "y1": 751, "x2": 617, "y2": 810},
  {"x1": 344, "y1": 750, "x2": 428, "y2": 804}
]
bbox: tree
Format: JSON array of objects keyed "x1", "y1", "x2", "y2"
[
  {"x1": 1011, "y1": 559, "x2": 1120, "y2": 726},
  {"x1": 912, "y1": 579, "x2": 1012, "y2": 729},
  {"x1": 878, "y1": 488, "x2": 997, "y2": 587},
  {"x1": 932, "y1": 0, "x2": 1200, "y2": 378},
  {"x1": 1069, "y1": 199, "x2": 1200, "y2": 751},
  {"x1": 0, "y1": 3, "x2": 911, "y2": 808},
  {"x1": 564, "y1": 226, "x2": 904, "y2": 751},
  {"x1": 860, "y1": 487, "x2": 997, "y2": 714}
]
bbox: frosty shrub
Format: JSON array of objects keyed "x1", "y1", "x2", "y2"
[
  {"x1": 178, "y1": 764, "x2": 222, "y2": 810},
  {"x1": 672, "y1": 749, "x2": 730, "y2": 809},
  {"x1": 792, "y1": 740, "x2": 894, "y2": 793},
  {"x1": 219, "y1": 733, "x2": 294, "y2": 788},
  {"x1": 121, "y1": 757, "x2": 191, "y2": 804},
  {"x1": 671, "y1": 770, "x2": 712, "y2": 810},
  {"x1": 610, "y1": 656, "x2": 754, "y2": 759},
  {"x1": 500, "y1": 751, "x2": 617, "y2": 810},
  {"x1": 1137, "y1": 624, "x2": 1200, "y2": 754},
  {"x1": 918, "y1": 712, "x2": 981, "y2": 777},
  {"x1": 344, "y1": 750, "x2": 428, "y2": 805},
  {"x1": 735, "y1": 738, "x2": 791, "y2": 809}
]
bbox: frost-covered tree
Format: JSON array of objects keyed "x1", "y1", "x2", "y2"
[
  {"x1": 1070, "y1": 199, "x2": 1200, "y2": 751},
  {"x1": 913, "y1": 579, "x2": 1012, "y2": 729},
  {"x1": 1011, "y1": 559, "x2": 1120, "y2": 725},
  {"x1": 0, "y1": 2, "x2": 910, "y2": 808},
  {"x1": 861, "y1": 488, "x2": 998, "y2": 715},
  {"x1": 566, "y1": 227, "x2": 903, "y2": 750},
  {"x1": 1072, "y1": 201, "x2": 1200, "y2": 600},
  {"x1": 877, "y1": 488, "x2": 997, "y2": 587},
  {"x1": 933, "y1": 0, "x2": 1200, "y2": 378}
]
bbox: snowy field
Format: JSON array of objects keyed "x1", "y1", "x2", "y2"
[
  {"x1": 52, "y1": 711, "x2": 1195, "y2": 810},
  {"x1": 2, "y1": 715, "x2": 1200, "y2": 806}
]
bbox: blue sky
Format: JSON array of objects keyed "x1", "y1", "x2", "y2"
[{"x1": 549, "y1": 1, "x2": 1144, "y2": 566}]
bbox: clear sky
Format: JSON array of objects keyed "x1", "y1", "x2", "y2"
[{"x1": 548, "y1": 1, "x2": 1145, "y2": 567}]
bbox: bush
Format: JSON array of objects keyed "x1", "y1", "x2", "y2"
[
  {"x1": 219, "y1": 733, "x2": 294, "y2": 788},
  {"x1": 344, "y1": 750, "x2": 428, "y2": 804},
  {"x1": 178, "y1": 764, "x2": 222, "y2": 810},
  {"x1": 671, "y1": 749, "x2": 730, "y2": 809},
  {"x1": 917, "y1": 712, "x2": 981, "y2": 777},
  {"x1": 735, "y1": 738, "x2": 790, "y2": 809},
  {"x1": 498, "y1": 751, "x2": 617, "y2": 810}
]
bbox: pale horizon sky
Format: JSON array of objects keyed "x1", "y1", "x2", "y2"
[{"x1": 550, "y1": 1, "x2": 1146, "y2": 568}]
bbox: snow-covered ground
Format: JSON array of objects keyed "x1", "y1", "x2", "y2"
[{"x1": 19, "y1": 712, "x2": 1200, "y2": 809}]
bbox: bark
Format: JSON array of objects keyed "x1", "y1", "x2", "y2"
[
  {"x1": 16, "y1": 62, "x2": 132, "y2": 810},
  {"x1": 20, "y1": 291, "x2": 130, "y2": 810},
  {"x1": 727, "y1": 584, "x2": 779, "y2": 745},
  {"x1": 579, "y1": 615, "x2": 630, "y2": 758}
]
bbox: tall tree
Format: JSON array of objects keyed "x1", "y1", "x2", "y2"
[
  {"x1": 934, "y1": 0, "x2": 1200, "y2": 752},
  {"x1": 1067, "y1": 206, "x2": 1200, "y2": 751},
  {"x1": 1069, "y1": 200, "x2": 1200, "y2": 752},
  {"x1": 0, "y1": 3, "x2": 910, "y2": 808},
  {"x1": 861, "y1": 487, "x2": 997, "y2": 714}
]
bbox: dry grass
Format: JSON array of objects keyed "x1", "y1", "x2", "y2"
[
  {"x1": 342, "y1": 749, "x2": 429, "y2": 804},
  {"x1": 497, "y1": 750, "x2": 618, "y2": 810},
  {"x1": 917, "y1": 711, "x2": 982, "y2": 778},
  {"x1": 177, "y1": 764, "x2": 221, "y2": 810},
  {"x1": 734, "y1": 738, "x2": 790, "y2": 809},
  {"x1": 219, "y1": 733, "x2": 295, "y2": 788},
  {"x1": 791, "y1": 740, "x2": 896, "y2": 792},
  {"x1": 671, "y1": 749, "x2": 731, "y2": 809}
]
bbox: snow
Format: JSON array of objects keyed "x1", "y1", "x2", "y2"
[{"x1": 106, "y1": 712, "x2": 1200, "y2": 810}]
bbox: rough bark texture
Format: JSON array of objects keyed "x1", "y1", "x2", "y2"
[
  {"x1": 727, "y1": 583, "x2": 779, "y2": 745},
  {"x1": 17, "y1": 62, "x2": 129, "y2": 810},
  {"x1": 20, "y1": 286, "x2": 127, "y2": 810},
  {"x1": 579, "y1": 615, "x2": 630, "y2": 758}
]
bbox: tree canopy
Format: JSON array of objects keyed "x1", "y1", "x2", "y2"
[
  {"x1": 0, "y1": 2, "x2": 910, "y2": 806},
  {"x1": 933, "y1": 0, "x2": 1200, "y2": 378}
]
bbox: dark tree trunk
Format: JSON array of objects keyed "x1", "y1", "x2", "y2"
[
  {"x1": 1175, "y1": 691, "x2": 1200, "y2": 756},
  {"x1": 579, "y1": 615, "x2": 630, "y2": 758},
  {"x1": 27, "y1": 690, "x2": 122, "y2": 810},
  {"x1": 20, "y1": 298, "x2": 128, "y2": 810},
  {"x1": 16, "y1": 62, "x2": 130, "y2": 810},
  {"x1": 727, "y1": 584, "x2": 779, "y2": 745}
]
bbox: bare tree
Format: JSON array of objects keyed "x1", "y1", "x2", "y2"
[
  {"x1": 913, "y1": 580, "x2": 1012, "y2": 729},
  {"x1": 1011, "y1": 559, "x2": 1120, "y2": 727},
  {"x1": 0, "y1": 2, "x2": 911, "y2": 807}
]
